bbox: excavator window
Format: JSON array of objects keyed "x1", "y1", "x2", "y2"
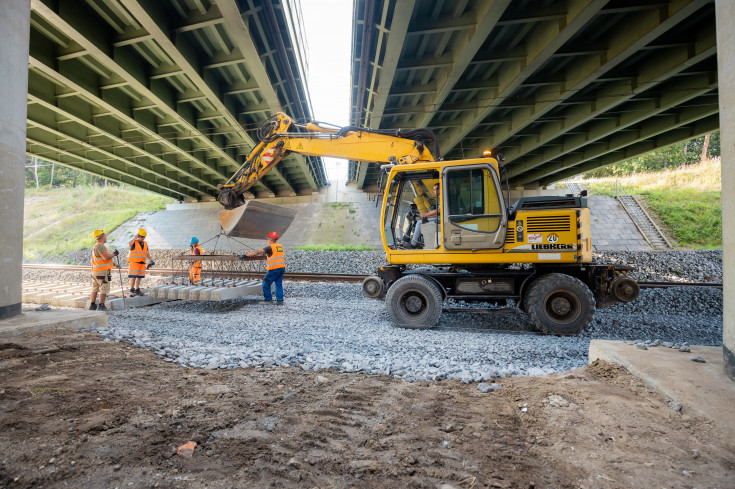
[
  {"x1": 382, "y1": 178, "x2": 401, "y2": 248},
  {"x1": 446, "y1": 168, "x2": 502, "y2": 233}
]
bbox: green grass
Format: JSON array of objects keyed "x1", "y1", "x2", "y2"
[
  {"x1": 643, "y1": 189, "x2": 721, "y2": 249},
  {"x1": 579, "y1": 158, "x2": 722, "y2": 249},
  {"x1": 24, "y1": 186, "x2": 171, "y2": 258},
  {"x1": 293, "y1": 243, "x2": 379, "y2": 251}
]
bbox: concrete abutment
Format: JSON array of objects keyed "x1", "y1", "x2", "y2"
[
  {"x1": 717, "y1": 0, "x2": 735, "y2": 382},
  {"x1": 0, "y1": 0, "x2": 30, "y2": 320}
]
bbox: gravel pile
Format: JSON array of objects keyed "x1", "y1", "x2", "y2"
[
  {"x1": 88, "y1": 280, "x2": 721, "y2": 383},
  {"x1": 26, "y1": 248, "x2": 723, "y2": 381},
  {"x1": 593, "y1": 250, "x2": 722, "y2": 283}
]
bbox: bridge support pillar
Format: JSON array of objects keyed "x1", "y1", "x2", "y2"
[
  {"x1": 717, "y1": 0, "x2": 735, "y2": 382},
  {"x1": 0, "y1": 0, "x2": 30, "y2": 320}
]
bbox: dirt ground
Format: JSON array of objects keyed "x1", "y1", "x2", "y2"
[{"x1": 1, "y1": 328, "x2": 733, "y2": 489}]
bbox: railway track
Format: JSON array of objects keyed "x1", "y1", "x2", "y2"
[
  {"x1": 21, "y1": 263, "x2": 365, "y2": 284},
  {"x1": 21, "y1": 264, "x2": 722, "y2": 288}
]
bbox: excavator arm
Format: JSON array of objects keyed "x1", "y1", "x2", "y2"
[{"x1": 217, "y1": 112, "x2": 438, "y2": 209}]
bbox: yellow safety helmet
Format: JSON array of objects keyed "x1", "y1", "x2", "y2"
[
  {"x1": 137, "y1": 228, "x2": 147, "y2": 237},
  {"x1": 93, "y1": 229, "x2": 105, "y2": 238}
]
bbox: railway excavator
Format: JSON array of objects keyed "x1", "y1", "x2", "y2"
[{"x1": 216, "y1": 113, "x2": 640, "y2": 334}]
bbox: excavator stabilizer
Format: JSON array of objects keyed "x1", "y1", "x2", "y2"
[{"x1": 218, "y1": 200, "x2": 297, "y2": 239}]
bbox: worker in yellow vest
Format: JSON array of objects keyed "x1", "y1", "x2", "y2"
[
  {"x1": 189, "y1": 237, "x2": 204, "y2": 283},
  {"x1": 241, "y1": 231, "x2": 285, "y2": 305},
  {"x1": 90, "y1": 230, "x2": 119, "y2": 311},
  {"x1": 128, "y1": 228, "x2": 154, "y2": 296}
]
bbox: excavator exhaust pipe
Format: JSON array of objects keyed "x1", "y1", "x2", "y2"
[{"x1": 218, "y1": 200, "x2": 297, "y2": 239}]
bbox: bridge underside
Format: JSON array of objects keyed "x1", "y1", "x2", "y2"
[
  {"x1": 27, "y1": 0, "x2": 329, "y2": 200},
  {"x1": 349, "y1": 0, "x2": 718, "y2": 191}
]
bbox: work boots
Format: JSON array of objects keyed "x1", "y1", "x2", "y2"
[
  {"x1": 135, "y1": 288, "x2": 145, "y2": 296},
  {"x1": 97, "y1": 303, "x2": 108, "y2": 311},
  {"x1": 88, "y1": 302, "x2": 97, "y2": 311}
]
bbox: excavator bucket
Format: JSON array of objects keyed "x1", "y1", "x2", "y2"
[{"x1": 218, "y1": 200, "x2": 297, "y2": 239}]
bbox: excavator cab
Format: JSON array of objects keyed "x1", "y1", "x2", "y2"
[{"x1": 381, "y1": 161, "x2": 507, "y2": 253}]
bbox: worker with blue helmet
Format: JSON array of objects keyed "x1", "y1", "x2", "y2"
[{"x1": 189, "y1": 237, "x2": 203, "y2": 283}]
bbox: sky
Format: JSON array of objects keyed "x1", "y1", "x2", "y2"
[{"x1": 300, "y1": 0, "x2": 353, "y2": 185}]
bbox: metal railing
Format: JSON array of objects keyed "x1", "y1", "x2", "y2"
[
  {"x1": 565, "y1": 179, "x2": 583, "y2": 196},
  {"x1": 615, "y1": 181, "x2": 672, "y2": 250}
]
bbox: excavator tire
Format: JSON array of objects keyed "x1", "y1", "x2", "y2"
[
  {"x1": 385, "y1": 275, "x2": 443, "y2": 329},
  {"x1": 524, "y1": 273, "x2": 595, "y2": 335}
]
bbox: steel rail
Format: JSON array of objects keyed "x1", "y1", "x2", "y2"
[
  {"x1": 21, "y1": 264, "x2": 722, "y2": 288},
  {"x1": 22, "y1": 263, "x2": 367, "y2": 284}
]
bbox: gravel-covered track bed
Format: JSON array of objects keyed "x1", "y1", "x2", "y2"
[
  {"x1": 93, "y1": 282, "x2": 722, "y2": 383},
  {"x1": 25, "y1": 249, "x2": 723, "y2": 382}
]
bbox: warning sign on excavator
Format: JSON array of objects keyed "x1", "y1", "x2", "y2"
[{"x1": 262, "y1": 149, "x2": 276, "y2": 164}]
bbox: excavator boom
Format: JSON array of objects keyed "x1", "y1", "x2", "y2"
[{"x1": 217, "y1": 113, "x2": 438, "y2": 238}]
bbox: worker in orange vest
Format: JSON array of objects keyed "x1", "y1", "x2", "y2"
[
  {"x1": 189, "y1": 237, "x2": 204, "y2": 284},
  {"x1": 90, "y1": 229, "x2": 119, "y2": 311},
  {"x1": 241, "y1": 231, "x2": 285, "y2": 305},
  {"x1": 128, "y1": 228, "x2": 154, "y2": 296}
]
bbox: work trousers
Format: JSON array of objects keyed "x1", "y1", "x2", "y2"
[
  {"x1": 263, "y1": 268, "x2": 285, "y2": 302},
  {"x1": 412, "y1": 217, "x2": 438, "y2": 246}
]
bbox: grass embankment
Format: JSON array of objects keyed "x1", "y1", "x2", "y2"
[
  {"x1": 24, "y1": 186, "x2": 171, "y2": 258},
  {"x1": 582, "y1": 158, "x2": 721, "y2": 249}
]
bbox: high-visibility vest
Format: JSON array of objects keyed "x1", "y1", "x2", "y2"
[
  {"x1": 91, "y1": 244, "x2": 114, "y2": 273},
  {"x1": 128, "y1": 240, "x2": 150, "y2": 263},
  {"x1": 191, "y1": 244, "x2": 203, "y2": 267},
  {"x1": 266, "y1": 242, "x2": 285, "y2": 270}
]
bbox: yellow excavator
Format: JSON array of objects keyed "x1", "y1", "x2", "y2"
[{"x1": 217, "y1": 113, "x2": 640, "y2": 334}]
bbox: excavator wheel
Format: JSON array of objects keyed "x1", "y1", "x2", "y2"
[
  {"x1": 524, "y1": 273, "x2": 595, "y2": 335},
  {"x1": 362, "y1": 276, "x2": 386, "y2": 300},
  {"x1": 385, "y1": 275, "x2": 443, "y2": 329}
]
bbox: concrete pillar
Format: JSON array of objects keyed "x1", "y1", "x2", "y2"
[
  {"x1": 0, "y1": 1, "x2": 30, "y2": 320},
  {"x1": 717, "y1": 0, "x2": 735, "y2": 381}
]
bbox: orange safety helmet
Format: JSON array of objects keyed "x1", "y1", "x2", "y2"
[{"x1": 267, "y1": 231, "x2": 279, "y2": 240}]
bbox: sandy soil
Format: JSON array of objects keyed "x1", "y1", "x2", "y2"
[{"x1": 0, "y1": 328, "x2": 733, "y2": 489}]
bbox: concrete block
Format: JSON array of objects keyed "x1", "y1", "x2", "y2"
[
  {"x1": 180, "y1": 286, "x2": 208, "y2": 300},
  {"x1": 167, "y1": 286, "x2": 191, "y2": 299},
  {"x1": 0, "y1": 310, "x2": 108, "y2": 338},
  {"x1": 149, "y1": 285, "x2": 178, "y2": 298},
  {"x1": 208, "y1": 281, "x2": 262, "y2": 301}
]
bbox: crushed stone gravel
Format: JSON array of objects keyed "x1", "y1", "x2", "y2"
[{"x1": 24, "y1": 249, "x2": 723, "y2": 382}]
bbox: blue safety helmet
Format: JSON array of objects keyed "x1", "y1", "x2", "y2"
[{"x1": 190, "y1": 237, "x2": 199, "y2": 245}]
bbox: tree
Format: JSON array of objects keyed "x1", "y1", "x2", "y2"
[{"x1": 583, "y1": 131, "x2": 720, "y2": 178}]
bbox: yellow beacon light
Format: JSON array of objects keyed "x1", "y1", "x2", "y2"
[{"x1": 482, "y1": 149, "x2": 492, "y2": 157}]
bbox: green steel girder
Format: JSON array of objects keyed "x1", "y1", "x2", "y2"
[
  {"x1": 27, "y1": 55, "x2": 228, "y2": 184},
  {"x1": 26, "y1": 104, "x2": 207, "y2": 196},
  {"x1": 517, "y1": 98, "x2": 719, "y2": 185},
  {"x1": 412, "y1": 0, "x2": 512, "y2": 130},
  {"x1": 26, "y1": 77, "x2": 217, "y2": 194},
  {"x1": 27, "y1": 138, "x2": 182, "y2": 199},
  {"x1": 26, "y1": 0, "x2": 324, "y2": 199},
  {"x1": 30, "y1": 2, "x2": 233, "y2": 180},
  {"x1": 440, "y1": 0, "x2": 610, "y2": 154},
  {"x1": 480, "y1": 8, "x2": 718, "y2": 174},
  {"x1": 539, "y1": 113, "x2": 720, "y2": 186},
  {"x1": 118, "y1": 0, "x2": 248, "y2": 151},
  {"x1": 506, "y1": 71, "x2": 718, "y2": 182},
  {"x1": 350, "y1": 0, "x2": 718, "y2": 189}
]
